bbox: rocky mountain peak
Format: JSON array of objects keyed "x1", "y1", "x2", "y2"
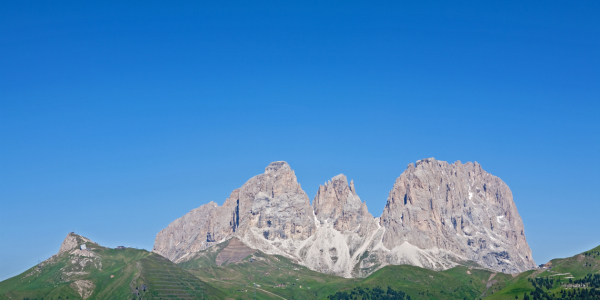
[
  {"x1": 59, "y1": 233, "x2": 93, "y2": 254},
  {"x1": 154, "y1": 161, "x2": 316, "y2": 262},
  {"x1": 237, "y1": 161, "x2": 315, "y2": 241},
  {"x1": 294, "y1": 174, "x2": 381, "y2": 277},
  {"x1": 313, "y1": 174, "x2": 365, "y2": 230},
  {"x1": 154, "y1": 158, "x2": 536, "y2": 276},
  {"x1": 264, "y1": 161, "x2": 291, "y2": 173},
  {"x1": 415, "y1": 157, "x2": 436, "y2": 166},
  {"x1": 380, "y1": 158, "x2": 535, "y2": 273}
]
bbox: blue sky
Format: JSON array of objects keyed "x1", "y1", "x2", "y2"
[{"x1": 1, "y1": 1, "x2": 599, "y2": 281}]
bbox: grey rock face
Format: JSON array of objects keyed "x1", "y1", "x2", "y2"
[
  {"x1": 153, "y1": 161, "x2": 316, "y2": 263},
  {"x1": 239, "y1": 161, "x2": 316, "y2": 242},
  {"x1": 153, "y1": 201, "x2": 220, "y2": 262},
  {"x1": 379, "y1": 158, "x2": 536, "y2": 273},
  {"x1": 59, "y1": 232, "x2": 93, "y2": 254},
  {"x1": 297, "y1": 174, "x2": 382, "y2": 277},
  {"x1": 154, "y1": 158, "x2": 536, "y2": 276},
  {"x1": 313, "y1": 174, "x2": 370, "y2": 232}
]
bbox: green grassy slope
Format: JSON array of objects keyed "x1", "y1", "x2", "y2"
[
  {"x1": 484, "y1": 245, "x2": 600, "y2": 300},
  {"x1": 0, "y1": 234, "x2": 224, "y2": 300},
  {"x1": 4, "y1": 233, "x2": 598, "y2": 300},
  {"x1": 181, "y1": 238, "x2": 600, "y2": 300},
  {"x1": 178, "y1": 239, "x2": 232, "y2": 270},
  {"x1": 178, "y1": 238, "x2": 518, "y2": 300},
  {"x1": 545, "y1": 245, "x2": 600, "y2": 277},
  {"x1": 332, "y1": 265, "x2": 513, "y2": 300},
  {"x1": 183, "y1": 250, "x2": 357, "y2": 300}
]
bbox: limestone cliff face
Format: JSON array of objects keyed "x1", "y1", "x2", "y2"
[
  {"x1": 153, "y1": 201, "x2": 220, "y2": 262},
  {"x1": 59, "y1": 232, "x2": 93, "y2": 254},
  {"x1": 154, "y1": 158, "x2": 536, "y2": 276},
  {"x1": 153, "y1": 161, "x2": 316, "y2": 263},
  {"x1": 313, "y1": 174, "x2": 371, "y2": 232},
  {"x1": 299, "y1": 174, "x2": 382, "y2": 277},
  {"x1": 379, "y1": 158, "x2": 536, "y2": 273},
  {"x1": 237, "y1": 161, "x2": 316, "y2": 242}
]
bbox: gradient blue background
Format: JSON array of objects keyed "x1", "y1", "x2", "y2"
[{"x1": 1, "y1": 1, "x2": 599, "y2": 281}]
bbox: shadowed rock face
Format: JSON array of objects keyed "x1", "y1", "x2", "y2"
[
  {"x1": 379, "y1": 158, "x2": 536, "y2": 273},
  {"x1": 154, "y1": 158, "x2": 536, "y2": 276}
]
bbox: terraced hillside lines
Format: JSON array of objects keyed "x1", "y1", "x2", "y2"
[
  {"x1": 0, "y1": 233, "x2": 225, "y2": 300},
  {"x1": 182, "y1": 250, "x2": 357, "y2": 300},
  {"x1": 180, "y1": 238, "x2": 518, "y2": 300},
  {"x1": 144, "y1": 270, "x2": 204, "y2": 299},
  {"x1": 138, "y1": 254, "x2": 215, "y2": 300},
  {"x1": 215, "y1": 238, "x2": 256, "y2": 266},
  {"x1": 4, "y1": 232, "x2": 599, "y2": 299},
  {"x1": 178, "y1": 240, "x2": 230, "y2": 270}
]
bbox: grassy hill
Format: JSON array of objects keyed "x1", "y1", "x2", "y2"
[
  {"x1": 330, "y1": 264, "x2": 514, "y2": 300},
  {"x1": 3, "y1": 233, "x2": 599, "y2": 300},
  {"x1": 177, "y1": 238, "x2": 517, "y2": 300},
  {"x1": 179, "y1": 238, "x2": 600, "y2": 300},
  {"x1": 182, "y1": 249, "x2": 356, "y2": 300},
  {"x1": 0, "y1": 233, "x2": 224, "y2": 300},
  {"x1": 483, "y1": 245, "x2": 600, "y2": 300},
  {"x1": 545, "y1": 245, "x2": 600, "y2": 277}
]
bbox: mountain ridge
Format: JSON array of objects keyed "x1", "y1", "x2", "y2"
[
  {"x1": 0, "y1": 232, "x2": 223, "y2": 300},
  {"x1": 3, "y1": 231, "x2": 598, "y2": 299},
  {"x1": 154, "y1": 158, "x2": 535, "y2": 277}
]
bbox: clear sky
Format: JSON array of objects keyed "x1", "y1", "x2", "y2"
[{"x1": 1, "y1": 1, "x2": 599, "y2": 281}]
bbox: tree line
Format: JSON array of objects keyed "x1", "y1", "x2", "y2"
[{"x1": 328, "y1": 286, "x2": 411, "y2": 300}]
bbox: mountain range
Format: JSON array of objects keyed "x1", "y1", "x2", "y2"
[
  {"x1": 154, "y1": 158, "x2": 535, "y2": 277},
  {"x1": 4, "y1": 158, "x2": 597, "y2": 300},
  {"x1": 2, "y1": 232, "x2": 598, "y2": 299}
]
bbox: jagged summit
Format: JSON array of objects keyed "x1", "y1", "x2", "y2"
[
  {"x1": 301, "y1": 174, "x2": 381, "y2": 277},
  {"x1": 313, "y1": 174, "x2": 369, "y2": 231},
  {"x1": 153, "y1": 161, "x2": 316, "y2": 263},
  {"x1": 2, "y1": 233, "x2": 222, "y2": 300},
  {"x1": 58, "y1": 232, "x2": 94, "y2": 254},
  {"x1": 154, "y1": 158, "x2": 535, "y2": 277},
  {"x1": 265, "y1": 161, "x2": 291, "y2": 173},
  {"x1": 330, "y1": 173, "x2": 348, "y2": 182}
]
